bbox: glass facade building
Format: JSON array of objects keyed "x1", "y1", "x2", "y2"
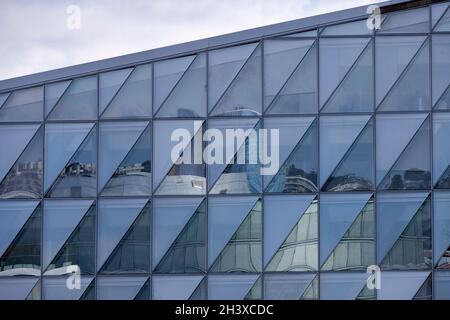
[{"x1": 1, "y1": 0, "x2": 450, "y2": 300}]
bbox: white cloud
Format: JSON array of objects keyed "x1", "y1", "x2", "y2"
[{"x1": 0, "y1": 0, "x2": 382, "y2": 80}]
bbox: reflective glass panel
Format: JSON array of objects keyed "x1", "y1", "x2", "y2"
[{"x1": 0, "y1": 87, "x2": 43, "y2": 122}]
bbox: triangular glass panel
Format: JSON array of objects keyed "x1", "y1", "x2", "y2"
[
  {"x1": 155, "y1": 122, "x2": 205, "y2": 195},
  {"x1": 413, "y1": 274, "x2": 432, "y2": 300},
  {"x1": 322, "y1": 118, "x2": 374, "y2": 192},
  {"x1": 0, "y1": 278, "x2": 39, "y2": 300},
  {"x1": 266, "y1": 42, "x2": 317, "y2": 114},
  {"x1": 98, "y1": 121, "x2": 148, "y2": 191},
  {"x1": 155, "y1": 200, "x2": 206, "y2": 273},
  {"x1": 320, "y1": 115, "x2": 370, "y2": 187},
  {"x1": 101, "y1": 64, "x2": 152, "y2": 118},
  {"x1": 321, "y1": 19, "x2": 372, "y2": 36},
  {"x1": 0, "y1": 125, "x2": 42, "y2": 199},
  {"x1": 321, "y1": 198, "x2": 375, "y2": 271},
  {"x1": 152, "y1": 275, "x2": 203, "y2": 300},
  {"x1": 435, "y1": 85, "x2": 450, "y2": 110},
  {"x1": 378, "y1": 7, "x2": 429, "y2": 33},
  {"x1": 154, "y1": 55, "x2": 196, "y2": 113},
  {"x1": 264, "y1": 39, "x2": 314, "y2": 110},
  {"x1": 437, "y1": 245, "x2": 450, "y2": 269},
  {"x1": 0, "y1": 93, "x2": 9, "y2": 109},
  {"x1": 45, "y1": 80, "x2": 71, "y2": 117},
  {"x1": 26, "y1": 280, "x2": 41, "y2": 300},
  {"x1": 97, "y1": 276, "x2": 148, "y2": 300},
  {"x1": 47, "y1": 127, "x2": 96, "y2": 198},
  {"x1": 320, "y1": 38, "x2": 370, "y2": 107},
  {"x1": 300, "y1": 274, "x2": 319, "y2": 299},
  {"x1": 210, "y1": 44, "x2": 261, "y2": 116},
  {"x1": 432, "y1": 2, "x2": 450, "y2": 28},
  {"x1": 0, "y1": 87, "x2": 43, "y2": 122},
  {"x1": 97, "y1": 198, "x2": 148, "y2": 271},
  {"x1": 264, "y1": 273, "x2": 316, "y2": 300},
  {"x1": 266, "y1": 200, "x2": 318, "y2": 272},
  {"x1": 210, "y1": 200, "x2": 262, "y2": 273},
  {"x1": 45, "y1": 203, "x2": 95, "y2": 275},
  {"x1": 434, "y1": 113, "x2": 450, "y2": 187},
  {"x1": 380, "y1": 196, "x2": 431, "y2": 270},
  {"x1": 42, "y1": 276, "x2": 94, "y2": 300},
  {"x1": 266, "y1": 120, "x2": 317, "y2": 193},
  {"x1": 320, "y1": 273, "x2": 370, "y2": 300},
  {"x1": 379, "y1": 116, "x2": 430, "y2": 191},
  {"x1": 79, "y1": 279, "x2": 95, "y2": 300},
  {"x1": 208, "y1": 274, "x2": 259, "y2": 300},
  {"x1": 134, "y1": 278, "x2": 150, "y2": 300},
  {"x1": 434, "y1": 193, "x2": 450, "y2": 268},
  {"x1": 44, "y1": 123, "x2": 94, "y2": 192},
  {"x1": 100, "y1": 203, "x2": 150, "y2": 273},
  {"x1": 189, "y1": 277, "x2": 207, "y2": 300},
  {"x1": 99, "y1": 68, "x2": 133, "y2": 115},
  {"x1": 356, "y1": 283, "x2": 375, "y2": 300},
  {"x1": 378, "y1": 271, "x2": 430, "y2": 300},
  {"x1": 48, "y1": 76, "x2": 97, "y2": 120},
  {"x1": 0, "y1": 203, "x2": 41, "y2": 276},
  {"x1": 434, "y1": 4, "x2": 450, "y2": 31},
  {"x1": 209, "y1": 121, "x2": 261, "y2": 195},
  {"x1": 378, "y1": 39, "x2": 430, "y2": 111},
  {"x1": 244, "y1": 275, "x2": 262, "y2": 300},
  {"x1": 101, "y1": 124, "x2": 151, "y2": 196},
  {"x1": 322, "y1": 41, "x2": 373, "y2": 113},
  {"x1": 156, "y1": 53, "x2": 206, "y2": 117}
]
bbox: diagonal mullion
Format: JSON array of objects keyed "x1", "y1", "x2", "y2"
[
  {"x1": 45, "y1": 124, "x2": 96, "y2": 195},
  {"x1": 435, "y1": 164, "x2": 450, "y2": 188},
  {"x1": 0, "y1": 92, "x2": 11, "y2": 110},
  {"x1": 45, "y1": 80, "x2": 73, "y2": 120},
  {"x1": 321, "y1": 39, "x2": 372, "y2": 110},
  {"x1": 433, "y1": 84, "x2": 450, "y2": 109},
  {"x1": 377, "y1": 36, "x2": 428, "y2": 109},
  {"x1": 322, "y1": 116, "x2": 372, "y2": 189},
  {"x1": 99, "y1": 67, "x2": 135, "y2": 118},
  {"x1": 0, "y1": 125, "x2": 42, "y2": 187},
  {"x1": 433, "y1": 4, "x2": 450, "y2": 31},
  {"x1": 209, "y1": 44, "x2": 260, "y2": 116},
  {"x1": 154, "y1": 54, "x2": 199, "y2": 116},
  {"x1": 265, "y1": 40, "x2": 317, "y2": 113},
  {"x1": 99, "y1": 121, "x2": 151, "y2": 194},
  {"x1": 153, "y1": 121, "x2": 204, "y2": 193},
  {"x1": 377, "y1": 115, "x2": 429, "y2": 189},
  {"x1": 209, "y1": 120, "x2": 261, "y2": 192},
  {"x1": 264, "y1": 119, "x2": 316, "y2": 191}
]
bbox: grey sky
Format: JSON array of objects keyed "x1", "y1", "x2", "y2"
[{"x1": 0, "y1": 0, "x2": 383, "y2": 80}]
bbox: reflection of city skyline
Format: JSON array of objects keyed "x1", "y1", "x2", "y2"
[{"x1": 0, "y1": 160, "x2": 42, "y2": 199}]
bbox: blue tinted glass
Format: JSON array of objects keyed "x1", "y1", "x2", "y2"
[
  {"x1": 0, "y1": 278, "x2": 39, "y2": 300},
  {"x1": 208, "y1": 275, "x2": 259, "y2": 300},
  {"x1": 320, "y1": 273, "x2": 372, "y2": 300},
  {"x1": 43, "y1": 276, "x2": 94, "y2": 300},
  {"x1": 434, "y1": 193, "x2": 450, "y2": 268},
  {"x1": 433, "y1": 35, "x2": 450, "y2": 109},
  {"x1": 0, "y1": 87, "x2": 43, "y2": 122},
  {"x1": 378, "y1": 7, "x2": 429, "y2": 33},
  {"x1": 264, "y1": 273, "x2": 317, "y2": 300},
  {"x1": 97, "y1": 276, "x2": 148, "y2": 300},
  {"x1": 99, "y1": 68, "x2": 133, "y2": 115},
  {"x1": 152, "y1": 275, "x2": 203, "y2": 300},
  {"x1": 378, "y1": 271, "x2": 430, "y2": 300},
  {"x1": 435, "y1": 271, "x2": 450, "y2": 300}
]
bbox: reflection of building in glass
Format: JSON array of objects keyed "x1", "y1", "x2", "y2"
[{"x1": 0, "y1": 160, "x2": 42, "y2": 199}]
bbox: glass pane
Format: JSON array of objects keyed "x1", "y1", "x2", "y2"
[
  {"x1": 48, "y1": 76, "x2": 97, "y2": 120},
  {"x1": 264, "y1": 39, "x2": 314, "y2": 109},
  {"x1": 0, "y1": 203, "x2": 41, "y2": 276},
  {"x1": 45, "y1": 80, "x2": 71, "y2": 117},
  {"x1": 378, "y1": 39, "x2": 430, "y2": 111},
  {"x1": 433, "y1": 35, "x2": 450, "y2": 109},
  {"x1": 210, "y1": 200, "x2": 262, "y2": 273},
  {"x1": 155, "y1": 53, "x2": 206, "y2": 118},
  {"x1": 320, "y1": 115, "x2": 370, "y2": 187},
  {"x1": 378, "y1": 7, "x2": 429, "y2": 33},
  {"x1": 320, "y1": 273, "x2": 373, "y2": 300},
  {"x1": 208, "y1": 196, "x2": 258, "y2": 267},
  {"x1": 155, "y1": 200, "x2": 206, "y2": 274},
  {"x1": 152, "y1": 275, "x2": 203, "y2": 300},
  {"x1": 434, "y1": 193, "x2": 450, "y2": 268},
  {"x1": 323, "y1": 118, "x2": 374, "y2": 192},
  {"x1": 0, "y1": 93, "x2": 9, "y2": 108},
  {"x1": 378, "y1": 116, "x2": 431, "y2": 191},
  {"x1": 98, "y1": 121, "x2": 148, "y2": 191},
  {"x1": 97, "y1": 198, "x2": 149, "y2": 271},
  {"x1": 319, "y1": 38, "x2": 370, "y2": 107},
  {"x1": 0, "y1": 87, "x2": 43, "y2": 122},
  {"x1": 47, "y1": 127, "x2": 96, "y2": 198},
  {"x1": 100, "y1": 202, "x2": 150, "y2": 273},
  {"x1": 99, "y1": 68, "x2": 133, "y2": 115},
  {"x1": 320, "y1": 193, "x2": 373, "y2": 266},
  {"x1": 208, "y1": 42, "x2": 257, "y2": 111},
  {"x1": 266, "y1": 42, "x2": 317, "y2": 115},
  {"x1": 321, "y1": 19, "x2": 372, "y2": 36},
  {"x1": 210, "y1": 44, "x2": 261, "y2": 117},
  {"x1": 376, "y1": 113, "x2": 427, "y2": 185},
  {"x1": 435, "y1": 5, "x2": 450, "y2": 31},
  {"x1": 283, "y1": 30, "x2": 317, "y2": 37},
  {"x1": 322, "y1": 40, "x2": 373, "y2": 113},
  {"x1": 377, "y1": 192, "x2": 430, "y2": 267},
  {"x1": 97, "y1": 276, "x2": 148, "y2": 300},
  {"x1": 264, "y1": 273, "x2": 317, "y2": 300},
  {"x1": 435, "y1": 271, "x2": 450, "y2": 300},
  {"x1": 0, "y1": 127, "x2": 43, "y2": 199},
  {"x1": 101, "y1": 124, "x2": 151, "y2": 196},
  {"x1": 208, "y1": 275, "x2": 259, "y2": 300},
  {"x1": 152, "y1": 197, "x2": 204, "y2": 270},
  {"x1": 265, "y1": 198, "x2": 318, "y2": 272},
  {"x1": 432, "y1": 3, "x2": 450, "y2": 28},
  {"x1": 43, "y1": 199, "x2": 93, "y2": 271},
  {"x1": 43, "y1": 276, "x2": 94, "y2": 300},
  {"x1": 102, "y1": 64, "x2": 152, "y2": 118},
  {"x1": 44, "y1": 123, "x2": 94, "y2": 192},
  {"x1": 378, "y1": 271, "x2": 430, "y2": 300},
  {"x1": 0, "y1": 278, "x2": 39, "y2": 300},
  {"x1": 376, "y1": 36, "x2": 426, "y2": 106}
]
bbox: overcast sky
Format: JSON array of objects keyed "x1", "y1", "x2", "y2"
[{"x1": 0, "y1": 0, "x2": 385, "y2": 80}]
